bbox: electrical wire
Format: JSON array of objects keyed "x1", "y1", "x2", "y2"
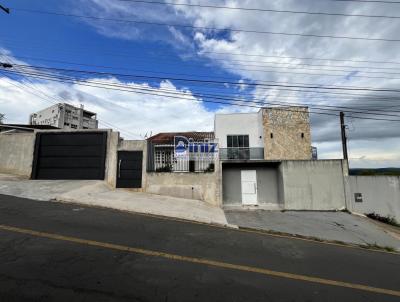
[
  {"x1": 0, "y1": 58, "x2": 142, "y2": 138},
  {"x1": 11, "y1": 8, "x2": 400, "y2": 42},
  {"x1": 117, "y1": 0, "x2": 400, "y2": 19},
  {"x1": 10, "y1": 62, "x2": 400, "y2": 94},
  {"x1": 3, "y1": 67, "x2": 400, "y2": 122}
]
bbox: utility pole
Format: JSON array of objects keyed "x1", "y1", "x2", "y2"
[
  {"x1": 0, "y1": 4, "x2": 10, "y2": 14},
  {"x1": 340, "y1": 111, "x2": 348, "y2": 161}
]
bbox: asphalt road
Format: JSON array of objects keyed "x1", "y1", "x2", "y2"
[{"x1": 0, "y1": 194, "x2": 399, "y2": 302}]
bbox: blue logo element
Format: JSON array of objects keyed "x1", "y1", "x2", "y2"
[{"x1": 174, "y1": 136, "x2": 218, "y2": 154}]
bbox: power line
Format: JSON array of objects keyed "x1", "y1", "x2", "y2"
[
  {"x1": 10, "y1": 62, "x2": 400, "y2": 93},
  {"x1": 12, "y1": 56, "x2": 400, "y2": 81},
  {"x1": 6, "y1": 60, "x2": 400, "y2": 107},
  {"x1": 4, "y1": 67, "x2": 400, "y2": 122},
  {"x1": 0, "y1": 4, "x2": 9, "y2": 14},
  {"x1": 11, "y1": 63, "x2": 400, "y2": 109},
  {"x1": 10, "y1": 53, "x2": 400, "y2": 74},
  {"x1": 8, "y1": 54, "x2": 400, "y2": 96},
  {"x1": 10, "y1": 63, "x2": 400, "y2": 109},
  {"x1": 0, "y1": 58, "x2": 142, "y2": 138},
  {"x1": 11, "y1": 8, "x2": 400, "y2": 42},
  {"x1": 0, "y1": 69, "x2": 349, "y2": 118},
  {"x1": 199, "y1": 51, "x2": 400, "y2": 66},
  {"x1": 11, "y1": 65, "x2": 400, "y2": 100},
  {"x1": 117, "y1": 0, "x2": 400, "y2": 19},
  {"x1": 330, "y1": 0, "x2": 400, "y2": 4},
  {"x1": 3, "y1": 34, "x2": 400, "y2": 68}
]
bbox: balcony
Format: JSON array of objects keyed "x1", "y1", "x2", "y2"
[{"x1": 219, "y1": 148, "x2": 264, "y2": 161}]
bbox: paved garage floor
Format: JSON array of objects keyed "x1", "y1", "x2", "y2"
[{"x1": 225, "y1": 210, "x2": 400, "y2": 251}]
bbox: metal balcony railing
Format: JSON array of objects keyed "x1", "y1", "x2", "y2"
[{"x1": 219, "y1": 148, "x2": 264, "y2": 160}]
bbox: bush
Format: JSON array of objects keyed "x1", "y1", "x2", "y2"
[
  {"x1": 366, "y1": 213, "x2": 400, "y2": 227},
  {"x1": 155, "y1": 165, "x2": 172, "y2": 172}
]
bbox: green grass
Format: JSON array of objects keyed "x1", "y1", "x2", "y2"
[{"x1": 365, "y1": 243, "x2": 397, "y2": 253}]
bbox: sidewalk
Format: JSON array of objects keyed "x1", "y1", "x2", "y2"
[
  {"x1": 225, "y1": 210, "x2": 400, "y2": 251},
  {"x1": 0, "y1": 174, "x2": 228, "y2": 226}
]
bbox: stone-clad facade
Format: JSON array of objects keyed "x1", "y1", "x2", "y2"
[{"x1": 262, "y1": 107, "x2": 312, "y2": 160}]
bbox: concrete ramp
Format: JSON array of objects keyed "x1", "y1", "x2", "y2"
[{"x1": 0, "y1": 173, "x2": 228, "y2": 226}]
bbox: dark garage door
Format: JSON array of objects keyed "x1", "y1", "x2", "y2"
[{"x1": 32, "y1": 132, "x2": 107, "y2": 180}]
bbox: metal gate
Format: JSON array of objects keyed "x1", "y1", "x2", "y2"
[
  {"x1": 32, "y1": 132, "x2": 107, "y2": 180},
  {"x1": 116, "y1": 151, "x2": 143, "y2": 188}
]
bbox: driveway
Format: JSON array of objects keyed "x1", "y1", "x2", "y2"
[{"x1": 225, "y1": 210, "x2": 400, "y2": 251}]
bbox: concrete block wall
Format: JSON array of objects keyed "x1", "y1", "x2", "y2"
[
  {"x1": 348, "y1": 176, "x2": 400, "y2": 221},
  {"x1": 280, "y1": 160, "x2": 346, "y2": 210},
  {"x1": 0, "y1": 133, "x2": 35, "y2": 177}
]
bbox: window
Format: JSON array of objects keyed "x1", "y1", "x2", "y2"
[
  {"x1": 71, "y1": 124, "x2": 77, "y2": 129},
  {"x1": 227, "y1": 135, "x2": 249, "y2": 148},
  {"x1": 155, "y1": 149, "x2": 174, "y2": 171}
]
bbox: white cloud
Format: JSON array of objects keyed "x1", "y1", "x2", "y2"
[{"x1": 0, "y1": 74, "x2": 221, "y2": 139}]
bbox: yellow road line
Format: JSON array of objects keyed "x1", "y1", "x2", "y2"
[{"x1": 0, "y1": 223, "x2": 399, "y2": 298}]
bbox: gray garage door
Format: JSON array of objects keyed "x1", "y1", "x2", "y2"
[{"x1": 32, "y1": 132, "x2": 107, "y2": 180}]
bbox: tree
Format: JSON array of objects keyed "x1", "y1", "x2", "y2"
[{"x1": 0, "y1": 113, "x2": 5, "y2": 124}]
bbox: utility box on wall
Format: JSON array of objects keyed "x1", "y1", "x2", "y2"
[{"x1": 354, "y1": 193, "x2": 363, "y2": 203}]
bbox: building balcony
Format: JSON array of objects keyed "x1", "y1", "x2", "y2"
[{"x1": 219, "y1": 148, "x2": 264, "y2": 161}]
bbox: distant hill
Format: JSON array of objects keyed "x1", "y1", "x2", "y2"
[{"x1": 350, "y1": 168, "x2": 400, "y2": 176}]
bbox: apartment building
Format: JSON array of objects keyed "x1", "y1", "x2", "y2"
[{"x1": 29, "y1": 103, "x2": 98, "y2": 130}]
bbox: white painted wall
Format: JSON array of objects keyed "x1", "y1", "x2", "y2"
[
  {"x1": 348, "y1": 176, "x2": 400, "y2": 222},
  {"x1": 214, "y1": 111, "x2": 263, "y2": 148}
]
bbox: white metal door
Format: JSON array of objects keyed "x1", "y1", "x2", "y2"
[{"x1": 241, "y1": 170, "x2": 258, "y2": 205}]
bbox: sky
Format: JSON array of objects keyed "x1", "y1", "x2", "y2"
[{"x1": 0, "y1": 0, "x2": 400, "y2": 168}]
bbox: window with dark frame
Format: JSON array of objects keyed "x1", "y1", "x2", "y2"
[{"x1": 227, "y1": 135, "x2": 250, "y2": 148}]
